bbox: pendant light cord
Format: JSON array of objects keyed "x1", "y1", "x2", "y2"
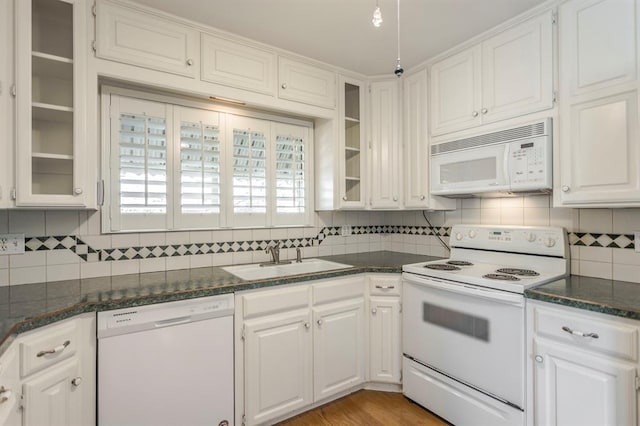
[
  {"x1": 396, "y1": 0, "x2": 401, "y2": 63},
  {"x1": 422, "y1": 210, "x2": 451, "y2": 253}
]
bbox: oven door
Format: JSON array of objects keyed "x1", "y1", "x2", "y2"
[
  {"x1": 402, "y1": 272, "x2": 525, "y2": 408},
  {"x1": 430, "y1": 143, "x2": 509, "y2": 195}
]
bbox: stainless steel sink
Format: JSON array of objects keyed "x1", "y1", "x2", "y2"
[{"x1": 222, "y1": 258, "x2": 353, "y2": 280}]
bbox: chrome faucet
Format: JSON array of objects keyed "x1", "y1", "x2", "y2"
[{"x1": 265, "y1": 242, "x2": 281, "y2": 264}]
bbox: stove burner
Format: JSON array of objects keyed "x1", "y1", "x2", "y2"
[
  {"x1": 482, "y1": 273, "x2": 521, "y2": 281},
  {"x1": 496, "y1": 268, "x2": 540, "y2": 277},
  {"x1": 447, "y1": 260, "x2": 473, "y2": 266},
  {"x1": 425, "y1": 264, "x2": 461, "y2": 271}
]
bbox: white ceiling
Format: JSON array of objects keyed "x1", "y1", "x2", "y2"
[{"x1": 132, "y1": 0, "x2": 548, "y2": 76}]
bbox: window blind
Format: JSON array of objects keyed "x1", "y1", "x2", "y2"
[
  {"x1": 232, "y1": 129, "x2": 267, "y2": 214},
  {"x1": 275, "y1": 134, "x2": 305, "y2": 214}
]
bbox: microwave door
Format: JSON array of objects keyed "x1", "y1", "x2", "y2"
[{"x1": 431, "y1": 144, "x2": 510, "y2": 195}]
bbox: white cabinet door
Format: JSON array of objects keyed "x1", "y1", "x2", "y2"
[
  {"x1": 560, "y1": 0, "x2": 638, "y2": 97},
  {"x1": 369, "y1": 296, "x2": 401, "y2": 384},
  {"x1": 534, "y1": 339, "x2": 637, "y2": 426},
  {"x1": 558, "y1": 0, "x2": 640, "y2": 206},
  {"x1": 313, "y1": 298, "x2": 365, "y2": 401},
  {"x1": 278, "y1": 57, "x2": 336, "y2": 109},
  {"x1": 201, "y1": 33, "x2": 276, "y2": 95},
  {"x1": 430, "y1": 46, "x2": 482, "y2": 135},
  {"x1": 96, "y1": 0, "x2": 199, "y2": 78},
  {"x1": 22, "y1": 358, "x2": 82, "y2": 426},
  {"x1": 482, "y1": 11, "x2": 553, "y2": 124},
  {"x1": 370, "y1": 79, "x2": 401, "y2": 208},
  {"x1": 0, "y1": 0, "x2": 13, "y2": 209},
  {"x1": 15, "y1": 0, "x2": 91, "y2": 207},
  {"x1": 244, "y1": 310, "x2": 313, "y2": 426}
]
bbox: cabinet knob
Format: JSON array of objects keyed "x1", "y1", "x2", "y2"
[
  {"x1": 393, "y1": 196, "x2": 398, "y2": 202},
  {"x1": 74, "y1": 188, "x2": 83, "y2": 195},
  {"x1": 472, "y1": 111, "x2": 479, "y2": 117},
  {"x1": 342, "y1": 196, "x2": 348, "y2": 201},
  {"x1": 535, "y1": 355, "x2": 543, "y2": 363},
  {"x1": 186, "y1": 59, "x2": 194, "y2": 66},
  {"x1": 71, "y1": 377, "x2": 82, "y2": 387},
  {"x1": 281, "y1": 83, "x2": 287, "y2": 89},
  {"x1": 0, "y1": 386, "x2": 10, "y2": 404},
  {"x1": 420, "y1": 195, "x2": 426, "y2": 200},
  {"x1": 371, "y1": 308, "x2": 377, "y2": 315},
  {"x1": 561, "y1": 185, "x2": 570, "y2": 192},
  {"x1": 304, "y1": 322, "x2": 311, "y2": 329},
  {"x1": 317, "y1": 319, "x2": 323, "y2": 326},
  {"x1": 481, "y1": 107, "x2": 488, "y2": 114}
]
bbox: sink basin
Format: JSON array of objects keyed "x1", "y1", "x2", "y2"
[{"x1": 222, "y1": 258, "x2": 353, "y2": 280}]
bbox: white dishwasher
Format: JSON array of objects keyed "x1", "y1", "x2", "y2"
[{"x1": 98, "y1": 294, "x2": 234, "y2": 426}]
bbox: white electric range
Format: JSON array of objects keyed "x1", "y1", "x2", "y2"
[{"x1": 402, "y1": 225, "x2": 569, "y2": 426}]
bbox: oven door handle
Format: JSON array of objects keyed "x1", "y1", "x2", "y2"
[{"x1": 404, "y1": 274, "x2": 524, "y2": 306}]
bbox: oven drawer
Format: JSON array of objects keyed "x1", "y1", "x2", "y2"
[{"x1": 531, "y1": 303, "x2": 638, "y2": 362}]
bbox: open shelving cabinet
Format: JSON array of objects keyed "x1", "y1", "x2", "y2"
[
  {"x1": 340, "y1": 79, "x2": 366, "y2": 208},
  {"x1": 15, "y1": 0, "x2": 89, "y2": 207}
]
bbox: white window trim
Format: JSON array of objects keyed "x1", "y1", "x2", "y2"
[{"x1": 100, "y1": 85, "x2": 314, "y2": 233}]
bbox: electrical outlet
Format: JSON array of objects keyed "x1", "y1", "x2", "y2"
[
  {"x1": 341, "y1": 225, "x2": 352, "y2": 237},
  {"x1": 635, "y1": 231, "x2": 640, "y2": 253},
  {"x1": 0, "y1": 234, "x2": 25, "y2": 255}
]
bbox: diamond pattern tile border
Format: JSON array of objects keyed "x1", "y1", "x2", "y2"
[{"x1": 21, "y1": 228, "x2": 633, "y2": 264}]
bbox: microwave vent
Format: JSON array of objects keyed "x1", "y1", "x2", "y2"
[{"x1": 431, "y1": 120, "x2": 549, "y2": 155}]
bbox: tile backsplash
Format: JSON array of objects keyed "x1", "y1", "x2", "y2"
[{"x1": 1, "y1": 195, "x2": 640, "y2": 286}]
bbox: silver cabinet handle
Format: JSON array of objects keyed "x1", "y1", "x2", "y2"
[
  {"x1": 561, "y1": 185, "x2": 570, "y2": 192},
  {"x1": 281, "y1": 83, "x2": 287, "y2": 89},
  {"x1": 186, "y1": 59, "x2": 194, "y2": 66},
  {"x1": 472, "y1": 111, "x2": 479, "y2": 117},
  {"x1": 74, "y1": 188, "x2": 83, "y2": 195},
  {"x1": 37, "y1": 340, "x2": 70, "y2": 357},
  {"x1": 304, "y1": 322, "x2": 311, "y2": 329},
  {"x1": 481, "y1": 107, "x2": 488, "y2": 114},
  {"x1": 371, "y1": 308, "x2": 377, "y2": 314},
  {"x1": 317, "y1": 319, "x2": 323, "y2": 326},
  {"x1": 420, "y1": 195, "x2": 426, "y2": 200},
  {"x1": 535, "y1": 355, "x2": 543, "y2": 363},
  {"x1": 71, "y1": 377, "x2": 82, "y2": 387},
  {"x1": 562, "y1": 326, "x2": 599, "y2": 339},
  {"x1": 375, "y1": 285, "x2": 395, "y2": 289}
]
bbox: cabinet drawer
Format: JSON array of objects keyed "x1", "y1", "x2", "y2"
[
  {"x1": 278, "y1": 57, "x2": 336, "y2": 109},
  {"x1": 533, "y1": 305, "x2": 638, "y2": 362},
  {"x1": 313, "y1": 276, "x2": 365, "y2": 305},
  {"x1": 369, "y1": 275, "x2": 401, "y2": 296},
  {"x1": 19, "y1": 320, "x2": 78, "y2": 378},
  {"x1": 96, "y1": 0, "x2": 199, "y2": 78},
  {"x1": 201, "y1": 33, "x2": 276, "y2": 95},
  {"x1": 242, "y1": 285, "x2": 310, "y2": 318}
]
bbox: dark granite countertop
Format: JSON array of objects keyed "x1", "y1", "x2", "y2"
[
  {"x1": 526, "y1": 275, "x2": 640, "y2": 320},
  {"x1": 0, "y1": 251, "x2": 437, "y2": 353}
]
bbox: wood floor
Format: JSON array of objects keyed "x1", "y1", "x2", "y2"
[{"x1": 275, "y1": 390, "x2": 451, "y2": 426}]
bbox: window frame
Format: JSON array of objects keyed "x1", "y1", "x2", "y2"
[{"x1": 101, "y1": 85, "x2": 314, "y2": 233}]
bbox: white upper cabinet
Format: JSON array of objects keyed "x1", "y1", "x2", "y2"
[
  {"x1": 430, "y1": 10, "x2": 553, "y2": 136},
  {"x1": 201, "y1": 34, "x2": 276, "y2": 95},
  {"x1": 278, "y1": 57, "x2": 336, "y2": 109},
  {"x1": 370, "y1": 79, "x2": 401, "y2": 209},
  {"x1": 15, "y1": 0, "x2": 92, "y2": 207},
  {"x1": 96, "y1": 0, "x2": 199, "y2": 78},
  {"x1": 558, "y1": 0, "x2": 640, "y2": 206},
  {"x1": 403, "y1": 70, "x2": 456, "y2": 210}
]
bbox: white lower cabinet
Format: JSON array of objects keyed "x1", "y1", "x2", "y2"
[
  {"x1": 237, "y1": 273, "x2": 400, "y2": 425},
  {"x1": 244, "y1": 310, "x2": 313, "y2": 425},
  {"x1": 528, "y1": 300, "x2": 640, "y2": 426},
  {"x1": 0, "y1": 314, "x2": 96, "y2": 426}
]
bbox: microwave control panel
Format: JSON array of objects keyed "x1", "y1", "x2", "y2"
[{"x1": 508, "y1": 138, "x2": 551, "y2": 190}]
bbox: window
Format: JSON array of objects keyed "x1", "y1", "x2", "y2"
[{"x1": 103, "y1": 90, "x2": 312, "y2": 232}]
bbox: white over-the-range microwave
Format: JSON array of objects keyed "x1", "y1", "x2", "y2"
[{"x1": 430, "y1": 119, "x2": 552, "y2": 197}]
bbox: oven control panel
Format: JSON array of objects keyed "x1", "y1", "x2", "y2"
[{"x1": 451, "y1": 225, "x2": 568, "y2": 257}]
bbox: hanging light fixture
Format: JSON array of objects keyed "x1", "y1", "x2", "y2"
[
  {"x1": 394, "y1": 0, "x2": 403, "y2": 77},
  {"x1": 372, "y1": 0, "x2": 383, "y2": 27}
]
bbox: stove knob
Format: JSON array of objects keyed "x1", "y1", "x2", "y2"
[
  {"x1": 527, "y1": 232, "x2": 537, "y2": 242},
  {"x1": 468, "y1": 230, "x2": 477, "y2": 239},
  {"x1": 544, "y1": 237, "x2": 556, "y2": 248},
  {"x1": 455, "y1": 232, "x2": 463, "y2": 241}
]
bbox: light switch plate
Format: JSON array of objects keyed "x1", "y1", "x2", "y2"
[
  {"x1": 635, "y1": 231, "x2": 640, "y2": 253},
  {"x1": 0, "y1": 234, "x2": 25, "y2": 255}
]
